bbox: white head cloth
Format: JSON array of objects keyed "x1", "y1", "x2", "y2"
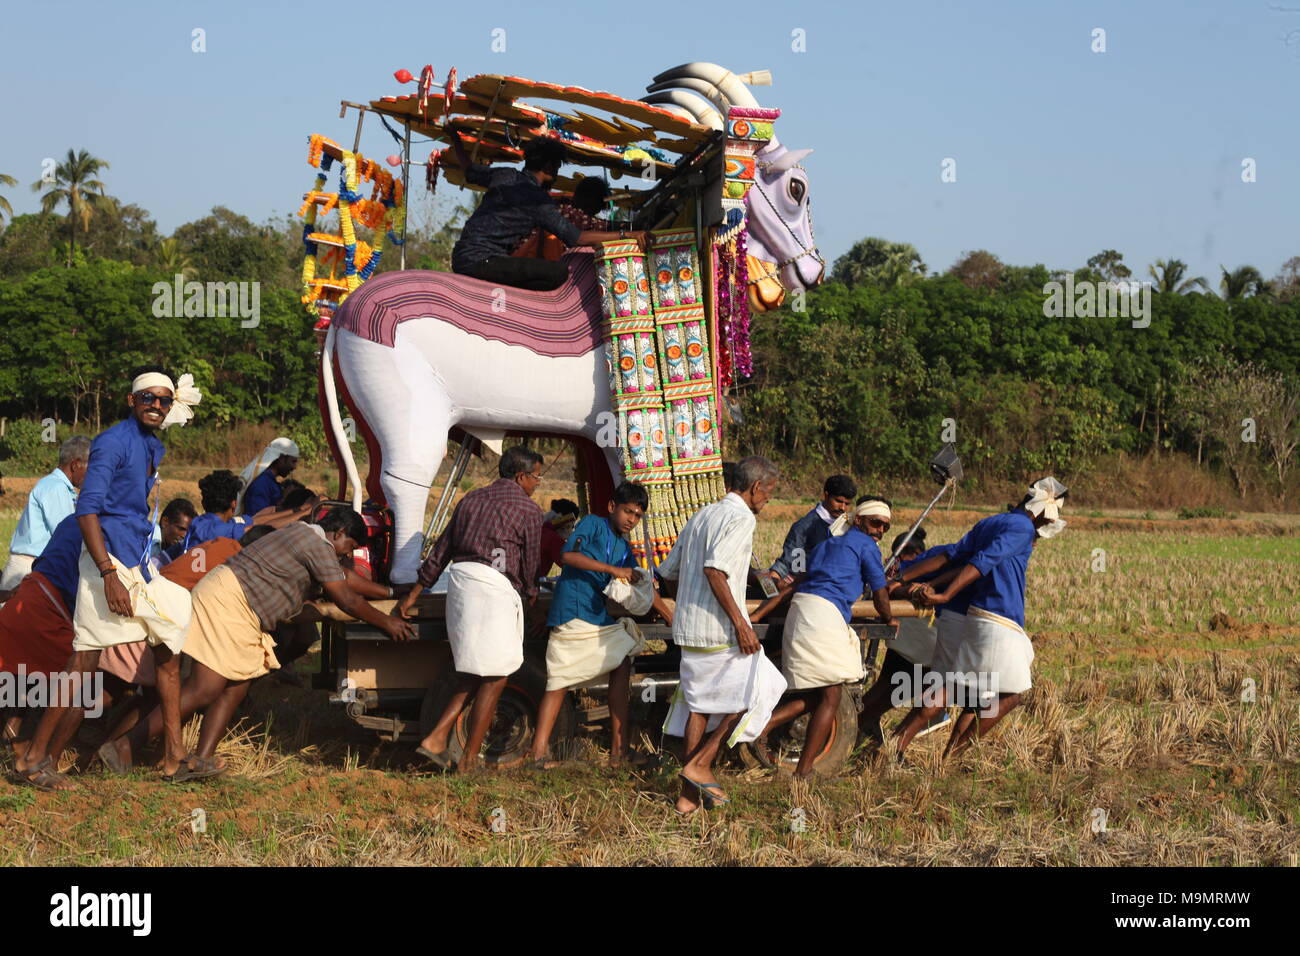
[
  {"x1": 131, "y1": 372, "x2": 202, "y2": 429},
  {"x1": 238, "y1": 437, "x2": 301, "y2": 498},
  {"x1": 1024, "y1": 477, "x2": 1068, "y2": 520},
  {"x1": 829, "y1": 499, "x2": 892, "y2": 537}
]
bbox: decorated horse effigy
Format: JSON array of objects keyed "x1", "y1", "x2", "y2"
[{"x1": 302, "y1": 62, "x2": 822, "y2": 583}]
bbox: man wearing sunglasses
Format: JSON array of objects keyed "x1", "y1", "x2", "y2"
[
  {"x1": 756, "y1": 497, "x2": 895, "y2": 778},
  {"x1": 12, "y1": 368, "x2": 200, "y2": 790}
]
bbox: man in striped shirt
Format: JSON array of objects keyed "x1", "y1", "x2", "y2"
[{"x1": 398, "y1": 446, "x2": 546, "y2": 772}]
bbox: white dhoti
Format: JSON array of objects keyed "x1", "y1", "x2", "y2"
[
  {"x1": 781, "y1": 592, "x2": 864, "y2": 690},
  {"x1": 891, "y1": 613, "x2": 938, "y2": 668},
  {"x1": 663, "y1": 643, "x2": 788, "y2": 746},
  {"x1": 927, "y1": 609, "x2": 967, "y2": 678},
  {"x1": 0, "y1": 553, "x2": 35, "y2": 591},
  {"x1": 950, "y1": 606, "x2": 1035, "y2": 705},
  {"x1": 445, "y1": 561, "x2": 524, "y2": 677},
  {"x1": 545, "y1": 617, "x2": 645, "y2": 691},
  {"x1": 71, "y1": 548, "x2": 192, "y2": 654}
]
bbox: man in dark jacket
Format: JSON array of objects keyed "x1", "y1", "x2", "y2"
[{"x1": 767, "y1": 475, "x2": 856, "y2": 586}]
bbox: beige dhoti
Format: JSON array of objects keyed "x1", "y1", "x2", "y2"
[
  {"x1": 180, "y1": 565, "x2": 278, "y2": 681},
  {"x1": 890, "y1": 614, "x2": 938, "y2": 668},
  {"x1": 928, "y1": 609, "x2": 967, "y2": 678},
  {"x1": 950, "y1": 606, "x2": 1035, "y2": 705},
  {"x1": 545, "y1": 617, "x2": 645, "y2": 691},
  {"x1": 446, "y1": 561, "x2": 523, "y2": 677},
  {"x1": 781, "y1": 591, "x2": 864, "y2": 690},
  {"x1": 71, "y1": 548, "x2": 191, "y2": 654},
  {"x1": 0, "y1": 553, "x2": 35, "y2": 591}
]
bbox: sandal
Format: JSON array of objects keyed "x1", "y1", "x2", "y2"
[
  {"x1": 415, "y1": 745, "x2": 454, "y2": 772},
  {"x1": 98, "y1": 740, "x2": 131, "y2": 775},
  {"x1": 166, "y1": 754, "x2": 225, "y2": 784},
  {"x1": 10, "y1": 756, "x2": 75, "y2": 792},
  {"x1": 679, "y1": 771, "x2": 730, "y2": 808},
  {"x1": 610, "y1": 750, "x2": 657, "y2": 771}
]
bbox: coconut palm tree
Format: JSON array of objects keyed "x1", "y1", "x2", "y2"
[
  {"x1": 152, "y1": 237, "x2": 196, "y2": 278},
  {"x1": 30, "y1": 148, "x2": 111, "y2": 266},
  {"x1": 0, "y1": 173, "x2": 17, "y2": 227},
  {"x1": 1147, "y1": 258, "x2": 1209, "y2": 294},
  {"x1": 832, "y1": 237, "x2": 927, "y2": 289},
  {"x1": 1219, "y1": 264, "x2": 1266, "y2": 300}
]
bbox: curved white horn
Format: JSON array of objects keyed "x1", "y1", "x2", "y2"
[
  {"x1": 643, "y1": 100, "x2": 700, "y2": 126},
  {"x1": 761, "y1": 148, "x2": 813, "y2": 173},
  {"x1": 650, "y1": 62, "x2": 762, "y2": 109},
  {"x1": 641, "y1": 90, "x2": 724, "y2": 130},
  {"x1": 645, "y1": 76, "x2": 731, "y2": 116}
]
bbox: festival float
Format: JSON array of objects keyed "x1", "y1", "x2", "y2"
[{"x1": 300, "y1": 63, "x2": 908, "y2": 772}]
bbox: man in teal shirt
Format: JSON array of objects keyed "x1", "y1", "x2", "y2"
[
  {"x1": 529, "y1": 481, "x2": 672, "y2": 768},
  {"x1": 1, "y1": 436, "x2": 90, "y2": 590}
]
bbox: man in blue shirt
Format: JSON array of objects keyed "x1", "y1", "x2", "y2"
[
  {"x1": 529, "y1": 481, "x2": 672, "y2": 768},
  {"x1": 857, "y1": 532, "x2": 963, "y2": 748},
  {"x1": 895, "y1": 477, "x2": 1068, "y2": 760},
  {"x1": 0, "y1": 435, "x2": 90, "y2": 590},
  {"x1": 449, "y1": 132, "x2": 648, "y2": 291},
  {"x1": 186, "y1": 469, "x2": 308, "y2": 552},
  {"x1": 241, "y1": 449, "x2": 300, "y2": 517},
  {"x1": 767, "y1": 474, "x2": 856, "y2": 586},
  {"x1": 756, "y1": 498, "x2": 895, "y2": 777},
  {"x1": 13, "y1": 368, "x2": 200, "y2": 790}
]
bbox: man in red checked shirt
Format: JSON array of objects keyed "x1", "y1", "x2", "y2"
[{"x1": 397, "y1": 446, "x2": 546, "y2": 772}]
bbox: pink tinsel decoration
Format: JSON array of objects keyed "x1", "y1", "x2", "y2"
[
  {"x1": 714, "y1": 230, "x2": 754, "y2": 387},
  {"x1": 715, "y1": 243, "x2": 734, "y2": 389}
]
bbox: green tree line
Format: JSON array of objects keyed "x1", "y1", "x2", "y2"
[{"x1": 0, "y1": 154, "x2": 1296, "y2": 501}]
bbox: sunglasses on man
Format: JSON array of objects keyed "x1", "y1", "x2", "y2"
[{"x1": 134, "y1": 391, "x2": 175, "y2": 408}]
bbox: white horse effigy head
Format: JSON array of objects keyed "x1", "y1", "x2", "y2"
[{"x1": 643, "y1": 62, "x2": 824, "y2": 311}]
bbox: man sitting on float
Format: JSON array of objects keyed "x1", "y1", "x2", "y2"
[{"x1": 449, "y1": 132, "x2": 649, "y2": 291}]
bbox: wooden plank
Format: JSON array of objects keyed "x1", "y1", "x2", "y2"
[{"x1": 305, "y1": 593, "x2": 922, "y2": 625}]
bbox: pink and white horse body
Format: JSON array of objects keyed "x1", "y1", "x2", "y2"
[{"x1": 327, "y1": 65, "x2": 823, "y2": 583}]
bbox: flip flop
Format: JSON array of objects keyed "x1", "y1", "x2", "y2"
[
  {"x1": 97, "y1": 740, "x2": 131, "y2": 775},
  {"x1": 10, "y1": 756, "x2": 75, "y2": 792},
  {"x1": 167, "y1": 755, "x2": 225, "y2": 784},
  {"x1": 415, "y1": 746, "x2": 454, "y2": 772},
  {"x1": 678, "y1": 771, "x2": 730, "y2": 808}
]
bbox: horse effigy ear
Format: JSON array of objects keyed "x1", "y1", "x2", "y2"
[{"x1": 762, "y1": 148, "x2": 812, "y2": 173}]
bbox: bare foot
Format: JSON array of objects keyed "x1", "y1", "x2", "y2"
[{"x1": 674, "y1": 782, "x2": 701, "y2": 816}]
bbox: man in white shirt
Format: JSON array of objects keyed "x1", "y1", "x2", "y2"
[
  {"x1": 657, "y1": 456, "x2": 787, "y2": 815},
  {"x1": 1, "y1": 436, "x2": 90, "y2": 591}
]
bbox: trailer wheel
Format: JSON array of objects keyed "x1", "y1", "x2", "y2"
[
  {"x1": 738, "y1": 686, "x2": 860, "y2": 776},
  {"x1": 418, "y1": 661, "x2": 576, "y2": 769}
]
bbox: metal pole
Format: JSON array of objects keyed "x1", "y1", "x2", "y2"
[
  {"x1": 400, "y1": 122, "x2": 411, "y2": 270},
  {"x1": 883, "y1": 478, "x2": 954, "y2": 578},
  {"x1": 420, "y1": 439, "x2": 475, "y2": 559}
]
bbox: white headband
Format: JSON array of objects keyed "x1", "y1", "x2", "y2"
[
  {"x1": 830, "y1": 499, "x2": 892, "y2": 536},
  {"x1": 1024, "y1": 476, "x2": 1068, "y2": 522},
  {"x1": 132, "y1": 372, "x2": 202, "y2": 429},
  {"x1": 132, "y1": 372, "x2": 173, "y2": 394}
]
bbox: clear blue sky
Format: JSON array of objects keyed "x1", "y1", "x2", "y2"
[{"x1": 2, "y1": 0, "x2": 1296, "y2": 282}]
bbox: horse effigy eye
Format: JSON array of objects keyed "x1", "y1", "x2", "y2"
[{"x1": 788, "y1": 178, "x2": 805, "y2": 203}]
